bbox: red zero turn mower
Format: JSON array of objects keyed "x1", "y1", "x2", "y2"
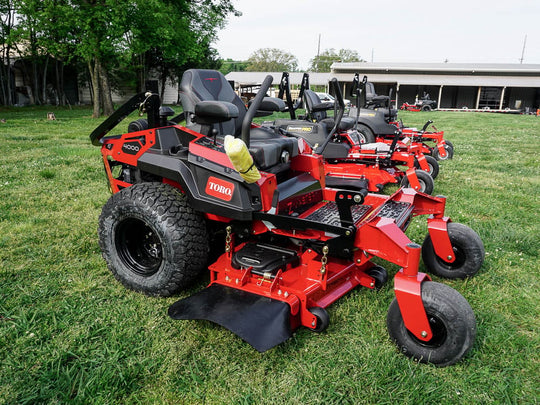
[
  {"x1": 266, "y1": 73, "x2": 436, "y2": 194},
  {"x1": 91, "y1": 70, "x2": 484, "y2": 366},
  {"x1": 346, "y1": 73, "x2": 454, "y2": 161}
]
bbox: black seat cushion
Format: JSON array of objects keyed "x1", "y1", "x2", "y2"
[
  {"x1": 180, "y1": 69, "x2": 298, "y2": 171},
  {"x1": 248, "y1": 127, "x2": 298, "y2": 170},
  {"x1": 320, "y1": 116, "x2": 355, "y2": 131}
]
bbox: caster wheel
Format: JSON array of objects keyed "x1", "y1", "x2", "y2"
[
  {"x1": 367, "y1": 265, "x2": 388, "y2": 290},
  {"x1": 387, "y1": 281, "x2": 476, "y2": 367},
  {"x1": 308, "y1": 307, "x2": 330, "y2": 333},
  {"x1": 422, "y1": 223, "x2": 485, "y2": 279}
]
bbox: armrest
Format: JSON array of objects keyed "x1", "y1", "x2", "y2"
[{"x1": 194, "y1": 101, "x2": 239, "y2": 124}]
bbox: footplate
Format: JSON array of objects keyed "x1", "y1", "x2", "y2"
[
  {"x1": 168, "y1": 284, "x2": 292, "y2": 352},
  {"x1": 376, "y1": 200, "x2": 413, "y2": 228},
  {"x1": 304, "y1": 202, "x2": 371, "y2": 226}
]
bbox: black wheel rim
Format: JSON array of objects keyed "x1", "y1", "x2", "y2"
[
  {"x1": 115, "y1": 217, "x2": 163, "y2": 277},
  {"x1": 408, "y1": 312, "x2": 448, "y2": 348},
  {"x1": 436, "y1": 245, "x2": 466, "y2": 270}
]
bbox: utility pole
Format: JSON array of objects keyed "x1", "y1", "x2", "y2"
[
  {"x1": 519, "y1": 34, "x2": 527, "y2": 64},
  {"x1": 316, "y1": 34, "x2": 321, "y2": 71}
]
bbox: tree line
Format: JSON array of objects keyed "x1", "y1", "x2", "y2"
[
  {"x1": 220, "y1": 48, "x2": 365, "y2": 75},
  {"x1": 0, "y1": 0, "x2": 238, "y2": 116}
]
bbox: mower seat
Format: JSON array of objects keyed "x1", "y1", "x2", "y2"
[
  {"x1": 247, "y1": 127, "x2": 298, "y2": 171},
  {"x1": 180, "y1": 69, "x2": 298, "y2": 172},
  {"x1": 303, "y1": 90, "x2": 355, "y2": 131}
]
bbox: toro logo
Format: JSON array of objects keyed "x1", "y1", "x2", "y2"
[
  {"x1": 205, "y1": 176, "x2": 234, "y2": 201},
  {"x1": 204, "y1": 77, "x2": 218, "y2": 82}
]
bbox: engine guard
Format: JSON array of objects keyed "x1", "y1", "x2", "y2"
[{"x1": 168, "y1": 283, "x2": 292, "y2": 352}]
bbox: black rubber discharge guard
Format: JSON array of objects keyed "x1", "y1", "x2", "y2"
[{"x1": 168, "y1": 283, "x2": 292, "y2": 352}]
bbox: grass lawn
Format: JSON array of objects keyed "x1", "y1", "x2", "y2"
[{"x1": 0, "y1": 106, "x2": 539, "y2": 404}]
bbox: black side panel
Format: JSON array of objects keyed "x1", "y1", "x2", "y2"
[
  {"x1": 325, "y1": 176, "x2": 369, "y2": 191},
  {"x1": 357, "y1": 109, "x2": 398, "y2": 135},
  {"x1": 137, "y1": 152, "x2": 258, "y2": 220},
  {"x1": 152, "y1": 127, "x2": 196, "y2": 152},
  {"x1": 168, "y1": 284, "x2": 292, "y2": 352}
]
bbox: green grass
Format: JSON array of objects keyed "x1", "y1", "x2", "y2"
[{"x1": 0, "y1": 106, "x2": 539, "y2": 404}]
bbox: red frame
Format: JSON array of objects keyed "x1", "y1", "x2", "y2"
[{"x1": 99, "y1": 123, "x2": 460, "y2": 342}]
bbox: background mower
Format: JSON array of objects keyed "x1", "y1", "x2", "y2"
[
  {"x1": 346, "y1": 73, "x2": 454, "y2": 161},
  {"x1": 400, "y1": 92, "x2": 438, "y2": 112},
  {"x1": 90, "y1": 69, "x2": 484, "y2": 366},
  {"x1": 265, "y1": 73, "x2": 436, "y2": 194}
]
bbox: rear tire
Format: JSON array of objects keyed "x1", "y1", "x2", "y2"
[
  {"x1": 422, "y1": 223, "x2": 484, "y2": 279},
  {"x1": 387, "y1": 281, "x2": 476, "y2": 367},
  {"x1": 98, "y1": 182, "x2": 209, "y2": 296},
  {"x1": 356, "y1": 124, "x2": 376, "y2": 144}
]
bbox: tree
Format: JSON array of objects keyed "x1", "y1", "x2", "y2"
[
  {"x1": 1, "y1": 0, "x2": 238, "y2": 111},
  {"x1": 246, "y1": 48, "x2": 298, "y2": 72},
  {"x1": 2, "y1": 0, "x2": 238, "y2": 112},
  {"x1": 219, "y1": 58, "x2": 248, "y2": 75},
  {"x1": 125, "y1": 0, "x2": 237, "y2": 98},
  {"x1": 0, "y1": 0, "x2": 16, "y2": 105},
  {"x1": 309, "y1": 48, "x2": 365, "y2": 72}
]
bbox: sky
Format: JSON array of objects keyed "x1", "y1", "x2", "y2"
[{"x1": 215, "y1": 0, "x2": 540, "y2": 70}]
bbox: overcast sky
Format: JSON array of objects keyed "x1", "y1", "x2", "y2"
[{"x1": 215, "y1": 0, "x2": 540, "y2": 70}]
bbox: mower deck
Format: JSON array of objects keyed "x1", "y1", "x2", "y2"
[{"x1": 168, "y1": 191, "x2": 428, "y2": 351}]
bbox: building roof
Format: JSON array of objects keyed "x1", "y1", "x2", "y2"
[
  {"x1": 224, "y1": 63, "x2": 540, "y2": 88},
  {"x1": 225, "y1": 72, "x2": 332, "y2": 87},
  {"x1": 330, "y1": 73, "x2": 540, "y2": 87},
  {"x1": 331, "y1": 62, "x2": 540, "y2": 75},
  {"x1": 330, "y1": 62, "x2": 540, "y2": 87}
]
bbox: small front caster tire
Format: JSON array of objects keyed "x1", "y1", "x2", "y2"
[
  {"x1": 387, "y1": 281, "x2": 476, "y2": 367},
  {"x1": 422, "y1": 222, "x2": 485, "y2": 279},
  {"x1": 308, "y1": 307, "x2": 330, "y2": 333},
  {"x1": 415, "y1": 155, "x2": 440, "y2": 179},
  {"x1": 432, "y1": 143, "x2": 454, "y2": 160},
  {"x1": 366, "y1": 265, "x2": 388, "y2": 290},
  {"x1": 401, "y1": 170, "x2": 434, "y2": 195}
]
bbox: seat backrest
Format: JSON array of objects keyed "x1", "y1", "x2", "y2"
[
  {"x1": 180, "y1": 69, "x2": 246, "y2": 136},
  {"x1": 365, "y1": 82, "x2": 377, "y2": 101},
  {"x1": 303, "y1": 90, "x2": 327, "y2": 122}
]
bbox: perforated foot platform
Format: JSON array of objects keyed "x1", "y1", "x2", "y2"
[
  {"x1": 304, "y1": 202, "x2": 371, "y2": 226},
  {"x1": 376, "y1": 200, "x2": 413, "y2": 227},
  {"x1": 168, "y1": 284, "x2": 292, "y2": 352}
]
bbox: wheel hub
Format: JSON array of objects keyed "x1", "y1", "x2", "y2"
[
  {"x1": 408, "y1": 313, "x2": 448, "y2": 348},
  {"x1": 115, "y1": 217, "x2": 163, "y2": 277}
]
